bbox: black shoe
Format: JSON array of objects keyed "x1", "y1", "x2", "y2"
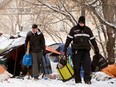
[
  {"x1": 34, "y1": 76, "x2": 39, "y2": 80},
  {"x1": 85, "y1": 81, "x2": 91, "y2": 84},
  {"x1": 75, "y1": 81, "x2": 82, "y2": 84}
]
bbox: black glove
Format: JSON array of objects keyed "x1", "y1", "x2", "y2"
[
  {"x1": 62, "y1": 49, "x2": 67, "y2": 56},
  {"x1": 59, "y1": 58, "x2": 67, "y2": 66},
  {"x1": 43, "y1": 49, "x2": 46, "y2": 56},
  {"x1": 95, "y1": 50, "x2": 99, "y2": 55}
]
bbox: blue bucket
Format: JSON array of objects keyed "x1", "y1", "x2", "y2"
[{"x1": 22, "y1": 54, "x2": 32, "y2": 66}]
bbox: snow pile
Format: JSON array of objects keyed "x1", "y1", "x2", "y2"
[
  {"x1": 0, "y1": 65, "x2": 13, "y2": 82},
  {"x1": 0, "y1": 71, "x2": 13, "y2": 82}
]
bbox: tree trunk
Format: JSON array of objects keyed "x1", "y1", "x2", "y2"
[
  {"x1": 102, "y1": 0, "x2": 115, "y2": 64},
  {"x1": 81, "y1": 0, "x2": 85, "y2": 16}
]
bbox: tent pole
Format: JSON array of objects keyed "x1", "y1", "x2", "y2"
[{"x1": 13, "y1": 46, "x2": 18, "y2": 78}]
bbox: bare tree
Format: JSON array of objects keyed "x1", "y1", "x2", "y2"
[
  {"x1": 84, "y1": 0, "x2": 116, "y2": 63},
  {"x1": 101, "y1": 0, "x2": 116, "y2": 63},
  {"x1": 35, "y1": 0, "x2": 116, "y2": 63},
  {"x1": 0, "y1": 0, "x2": 11, "y2": 10},
  {"x1": 22, "y1": 0, "x2": 80, "y2": 43}
]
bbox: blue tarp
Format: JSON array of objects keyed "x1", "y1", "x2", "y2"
[
  {"x1": 48, "y1": 43, "x2": 72, "y2": 62},
  {"x1": 49, "y1": 43, "x2": 72, "y2": 56}
]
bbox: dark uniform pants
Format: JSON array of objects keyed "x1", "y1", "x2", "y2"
[{"x1": 72, "y1": 50, "x2": 91, "y2": 83}]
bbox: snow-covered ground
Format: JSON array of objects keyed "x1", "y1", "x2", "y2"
[
  {"x1": 0, "y1": 60, "x2": 116, "y2": 87},
  {"x1": 0, "y1": 75, "x2": 116, "y2": 87}
]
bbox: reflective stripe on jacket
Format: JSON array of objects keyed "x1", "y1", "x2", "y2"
[{"x1": 64, "y1": 24, "x2": 99, "y2": 52}]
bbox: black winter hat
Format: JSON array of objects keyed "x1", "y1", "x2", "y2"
[
  {"x1": 32, "y1": 24, "x2": 38, "y2": 29},
  {"x1": 78, "y1": 16, "x2": 85, "y2": 24}
]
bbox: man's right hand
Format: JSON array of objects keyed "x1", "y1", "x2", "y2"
[
  {"x1": 61, "y1": 51, "x2": 66, "y2": 55},
  {"x1": 26, "y1": 51, "x2": 29, "y2": 55},
  {"x1": 26, "y1": 49, "x2": 29, "y2": 54},
  {"x1": 60, "y1": 51, "x2": 67, "y2": 60}
]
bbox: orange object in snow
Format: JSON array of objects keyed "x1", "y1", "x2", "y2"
[
  {"x1": 102, "y1": 64, "x2": 116, "y2": 78},
  {"x1": 46, "y1": 46, "x2": 60, "y2": 55},
  {"x1": 0, "y1": 65, "x2": 5, "y2": 74}
]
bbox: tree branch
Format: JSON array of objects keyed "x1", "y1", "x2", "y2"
[
  {"x1": 59, "y1": 0, "x2": 78, "y2": 25},
  {"x1": 84, "y1": 0, "x2": 116, "y2": 31},
  {"x1": 94, "y1": 9, "x2": 116, "y2": 30},
  {"x1": 37, "y1": 0, "x2": 76, "y2": 25},
  {"x1": 84, "y1": 0, "x2": 98, "y2": 6}
]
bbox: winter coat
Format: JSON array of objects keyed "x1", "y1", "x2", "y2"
[
  {"x1": 64, "y1": 24, "x2": 99, "y2": 53},
  {"x1": 102, "y1": 64, "x2": 116, "y2": 78},
  {"x1": 25, "y1": 29, "x2": 45, "y2": 53}
]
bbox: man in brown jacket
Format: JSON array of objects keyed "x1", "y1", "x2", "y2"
[{"x1": 25, "y1": 24, "x2": 46, "y2": 80}]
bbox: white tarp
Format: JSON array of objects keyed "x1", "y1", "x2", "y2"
[{"x1": 0, "y1": 33, "x2": 26, "y2": 50}]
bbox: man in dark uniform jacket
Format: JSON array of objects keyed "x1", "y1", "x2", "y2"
[
  {"x1": 63, "y1": 16, "x2": 99, "y2": 84},
  {"x1": 25, "y1": 24, "x2": 46, "y2": 79}
]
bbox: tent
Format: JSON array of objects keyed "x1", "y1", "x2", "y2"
[
  {"x1": 48, "y1": 43, "x2": 72, "y2": 62},
  {"x1": 0, "y1": 33, "x2": 60, "y2": 76},
  {"x1": 48, "y1": 43, "x2": 72, "y2": 56},
  {"x1": 0, "y1": 39, "x2": 26, "y2": 76},
  {"x1": 0, "y1": 65, "x2": 12, "y2": 82},
  {"x1": 0, "y1": 65, "x2": 5, "y2": 74}
]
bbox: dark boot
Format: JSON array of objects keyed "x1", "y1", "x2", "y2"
[{"x1": 85, "y1": 80, "x2": 91, "y2": 84}]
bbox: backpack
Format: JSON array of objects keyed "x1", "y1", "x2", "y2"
[{"x1": 91, "y1": 54, "x2": 108, "y2": 72}]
